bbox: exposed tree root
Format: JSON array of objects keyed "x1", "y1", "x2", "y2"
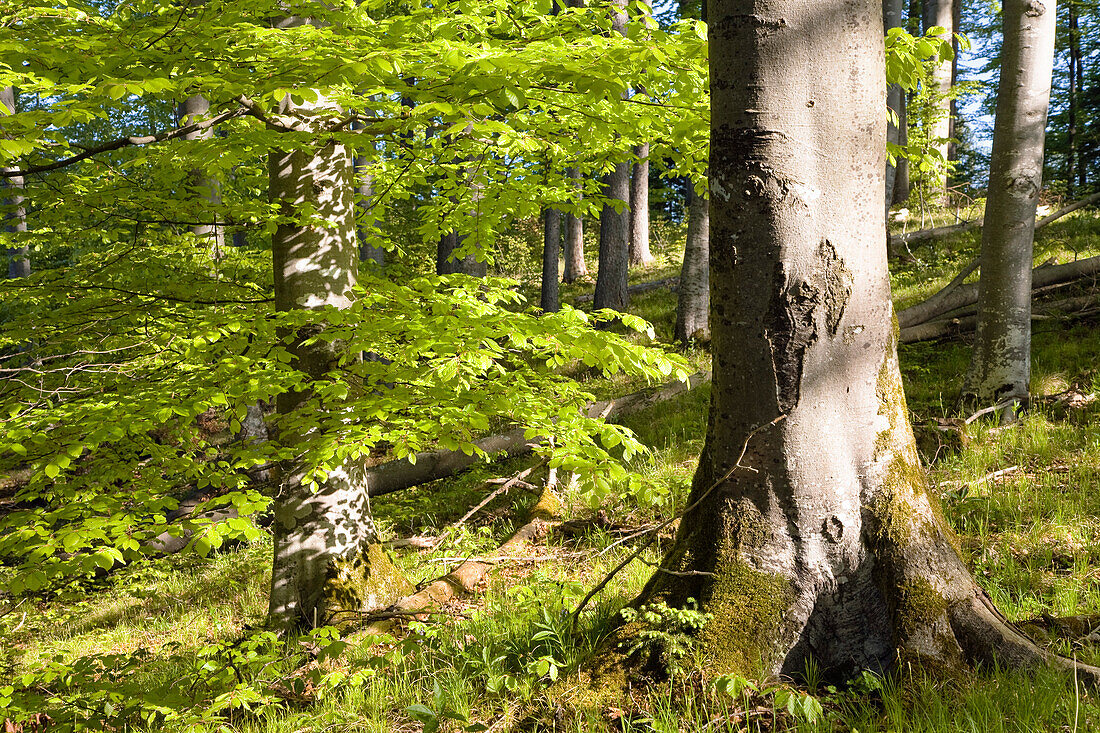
[
  {"x1": 361, "y1": 485, "x2": 562, "y2": 634},
  {"x1": 949, "y1": 590, "x2": 1100, "y2": 687}
]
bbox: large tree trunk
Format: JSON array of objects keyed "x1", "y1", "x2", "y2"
[
  {"x1": 541, "y1": 206, "x2": 562, "y2": 312},
  {"x1": 2, "y1": 87, "x2": 30, "y2": 279},
  {"x1": 563, "y1": 167, "x2": 588, "y2": 283},
  {"x1": 629, "y1": 143, "x2": 655, "y2": 266},
  {"x1": 673, "y1": 186, "x2": 708, "y2": 343},
  {"x1": 178, "y1": 93, "x2": 225, "y2": 260},
  {"x1": 265, "y1": 40, "x2": 406, "y2": 628},
  {"x1": 922, "y1": 0, "x2": 955, "y2": 196},
  {"x1": 963, "y1": 0, "x2": 1057, "y2": 407},
  {"x1": 634, "y1": 0, "x2": 1096, "y2": 684}
]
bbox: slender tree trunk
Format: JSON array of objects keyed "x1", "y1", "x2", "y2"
[
  {"x1": 629, "y1": 144, "x2": 655, "y2": 265},
  {"x1": 352, "y1": 122, "x2": 384, "y2": 268},
  {"x1": 633, "y1": 0, "x2": 1092, "y2": 685},
  {"x1": 563, "y1": 167, "x2": 588, "y2": 282},
  {"x1": 923, "y1": 0, "x2": 955, "y2": 196},
  {"x1": 1, "y1": 87, "x2": 29, "y2": 279},
  {"x1": 178, "y1": 93, "x2": 225, "y2": 260},
  {"x1": 674, "y1": 185, "x2": 708, "y2": 343},
  {"x1": 541, "y1": 206, "x2": 562, "y2": 312},
  {"x1": 1067, "y1": 3, "x2": 1082, "y2": 194},
  {"x1": 593, "y1": 0, "x2": 630, "y2": 312},
  {"x1": 884, "y1": 0, "x2": 906, "y2": 219},
  {"x1": 963, "y1": 0, "x2": 1057, "y2": 409},
  {"x1": 594, "y1": 160, "x2": 631, "y2": 312}
]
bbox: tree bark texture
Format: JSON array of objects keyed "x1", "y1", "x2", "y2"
[
  {"x1": 629, "y1": 144, "x2": 655, "y2": 265},
  {"x1": 563, "y1": 167, "x2": 588, "y2": 282},
  {"x1": 594, "y1": 161, "x2": 632, "y2": 312},
  {"x1": 2, "y1": 86, "x2": 30, "y2": 279},
  {"x1": 541, "y1": 206, "x2": 562, "y2": 312},
  {"x1": 963, "y1": 0, "x2": 1057, "y2": 406},
  {"x1": 674, "y1": 186, "x2": 709, "y2": 342},
  {"x1": 636, "y1": 0, "x2": 1093, "y2": 684},
  {"x1": 265, "y1": 67, "x2": 405, "y2": 629},
  {"x1": 178, "y1": 93, "x2": 226, "y2": 260}
]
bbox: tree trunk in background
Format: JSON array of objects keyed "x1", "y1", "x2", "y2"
[
  {"x1": 629, "y1": 144, "x2": 655, "y2": 265},
  {"x1": 634, "y1": 0, "x2": 1090, "y2": 685},
  {"x1": 1, "y1": 87, "x2": 29, "y2": 279},
  {"x1": 593, "y1": 0, "x2": 630, "y2": 312},
  {"x1": 963, "y1": 0, "x2": 1057, "y2": 409},
  {"x1": 541, "y1": 206, "x2": 561, "y2": 312},
  {"x1": 594, "y1": 160, "x2": 631, "y2": 312},
  {"x1": 1067, "y1": 3, "x2": 1082, "y2": 194},
  {"x1": 437, "y1": 231, "x2": 486, "y2": 276},
  {"x1": 922, "y1": 0, "x2": 955, "y2": 195},
  {"x1": 563, "y1": 167, "x2": 588, "y2": 282},
  {"x1": 352, "y1": 122, "x2": 385, "y2": 268},
  {"x1": 178, "y1": 93, "x2": 225, "y2": 260},
  {"x1": 884, "y1": 0, "x2": 906, "y2": 219},
  {"x1": 674, "y1": 185, "x2": 708, "y2": 343}
]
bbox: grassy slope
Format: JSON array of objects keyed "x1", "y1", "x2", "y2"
[{"x1": 3, "y1": 215, "x2": 1100, "y2": 731}]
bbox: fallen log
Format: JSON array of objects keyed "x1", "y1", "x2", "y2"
[
  {"x1": 146, "y1": 372, "x2": 711, "y2": 554},
  {"x1": 888, "y1": 191, "x2": 1100, "y2": 253},
  {"x1": 365, "y1": 370, "x2": 711, "y2": 498},
  {"x1": 572, "y1": 276, "x2": 679, "y2": 305},
  {"x1": 900, "y1": 294, "x2": 1098, "y2": 343},
  {"x1": 897, "y1": 254, "x2": 1100, "y2": 329}
]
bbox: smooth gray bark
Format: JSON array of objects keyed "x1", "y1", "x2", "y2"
[
  {"x1": 674, "y1": 186, "x2": 708, "y2": 343},
  {"x1": 541, "y1": 207, "x2": 561, "y2": 312},
  {"x1": 963, "y1": 0, "x2": 1057, "y2": 407},
  {"x1": 635, "y1": 0, "x2": 1087, "y2": 684},
  {"x1": 563, "y1": 167, "x2": 588, "y2": 282},
  {"x1": 178, "y1": 93, "x2": 226, "y2": 260},
  {"x1": 265, "y1": 54, "x2": 391, "y2": 628},
  {"x1": 629, "y1": 144, "x2": 654, "y2": 266},
  {"x1": 2, "y1": 87, "x2": 29, "y2": 279},
  {"x1": 437, "y1": 231, "x2": 486, "y2": 276}
]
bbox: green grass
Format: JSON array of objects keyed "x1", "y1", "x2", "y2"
[{"x1": 4, "y1": 209, "x2": 1100, "y2": 731}]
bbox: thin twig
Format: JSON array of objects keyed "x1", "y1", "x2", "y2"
[
  {"x1": 964, "y1": 398, "x2": 1020, "y2": 425},
  {"x1": 427, "y1": 461, "x2": 544, "y2": 551}
]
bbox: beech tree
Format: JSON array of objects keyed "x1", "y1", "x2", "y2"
[
  {"x1": 963, "y1": 0, "x2": 1058, "y2": 409},
  {"x1": 0, "y1": 0, "x2": 705, "y2": 608},
  {"x1": 637, "y1": 0, "x2": 1098, "y2": 683},
  {"x1": 673, "y1": 184, "x2": 707, "y2": 343},
  {"x1": 563, "y1": 167, "x2": 589, "y2": 282}
]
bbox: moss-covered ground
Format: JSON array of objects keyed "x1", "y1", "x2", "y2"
[{"x1": 4, "y1": 213, "x2": 1100, "y2": 731}]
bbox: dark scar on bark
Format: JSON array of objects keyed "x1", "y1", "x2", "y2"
[{"x1": 764, "y1": 241, "x2": 852, "y2": 413}]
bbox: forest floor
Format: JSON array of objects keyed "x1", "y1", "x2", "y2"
[{"x1": 4, "y1": 209, "x2": 1100, "y2": 731}]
